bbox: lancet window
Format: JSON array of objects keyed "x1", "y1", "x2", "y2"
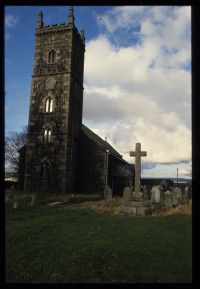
[
  {"x1": 45, "y1": 97, "x2": 53, "y2": 112},
  {"x1": 41, "y1": 160, "x2": 50, "y2": 178},
  {"x1": 48, "y1": 50, "x2": 56, "y2": 63},
  {"x1": 43, "y1": 128, "x2": 52, "y2": 143}
]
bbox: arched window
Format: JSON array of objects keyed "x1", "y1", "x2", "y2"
[
  {"x1": 43, "y1": 128, "x2": 52, "y2": 143},
  {"x1": 41, "y1": 160, "x2": 50, "y2": 178},
  {"x1": 48, "y1": 50, "x2": 56, "y2": 63},
  {"x1": 45, "y1": 98, "x2": 53, "y2": 112}
]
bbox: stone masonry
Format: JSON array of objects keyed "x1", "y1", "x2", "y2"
[{"x1": 24, "y1": 8, "x2": 85, "y2": 193}]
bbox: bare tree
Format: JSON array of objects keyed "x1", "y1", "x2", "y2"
[
  {"x1": 184, "y1": 168, "x2": 192, "y2": 178},
  {"x1": 5, "y1": 126, "x2": 27, "y2": 172}
]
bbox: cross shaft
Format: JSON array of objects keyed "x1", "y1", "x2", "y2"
[{"x1": 130, "y1": 143, "x2": 147, "y2": 194}]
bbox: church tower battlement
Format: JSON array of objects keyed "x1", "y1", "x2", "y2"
[{"x1": 24, "y1": 7, "x2": 85, "y2": 193}]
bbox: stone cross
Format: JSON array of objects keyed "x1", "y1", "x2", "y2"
[{"x1": 130, "y1": 143, "x2": 147, "y2": 194}]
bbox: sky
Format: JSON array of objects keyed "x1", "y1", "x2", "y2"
[{"x1": 5, "y1": 5, "x2": 191, "y2": 178}]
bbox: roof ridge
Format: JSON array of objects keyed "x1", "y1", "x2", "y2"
[{"x1": 81, "y1": 124, "x2": 121, "y2": 157}]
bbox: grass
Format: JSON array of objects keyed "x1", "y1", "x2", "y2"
[
  {"x1": 6, "y1": 203, "x2": 192, "y2": 283},
  {"x1": 5, "y1": 190, "x2": 102, "y2": 207}
]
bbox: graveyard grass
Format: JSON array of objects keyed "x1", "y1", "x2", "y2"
[{"x1": 6, "y1": 204, "x2": 192, "y2": 283}]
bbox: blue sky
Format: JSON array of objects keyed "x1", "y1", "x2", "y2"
[
  {"x1": 5, "y1": 6, "x2": 109, "y2": 132},
  {"x1": 5, "y1": 5, "x2": 191, "y2": 178}
]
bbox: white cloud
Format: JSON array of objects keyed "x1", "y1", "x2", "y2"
[
  {"x1": 5, "y1": 14, "x2": 18, "y2": 28},
  {"x1": 83, "y1": 6, "x2": 191, "y2": 176}
]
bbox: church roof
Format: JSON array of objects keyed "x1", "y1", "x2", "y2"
[{"x1": 81, "y1": 124, "x2": 130, "y2": 164}]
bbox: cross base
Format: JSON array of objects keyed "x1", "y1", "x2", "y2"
[{"x1": 132, "y1": 191, "x2": 143, "y2": 201}]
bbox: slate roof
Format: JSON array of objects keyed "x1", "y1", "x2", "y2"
[{"x1": 81, "y1": 124, "x2": 131, "y2": 165}]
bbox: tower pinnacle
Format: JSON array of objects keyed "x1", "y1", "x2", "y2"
[
  {"x1": 67, "y1": 6, "x2": 75, "y2": 26},
  {"x1": 36, "y1": 11, "x2": 44, "y2": 29},
  {"x1": 80, "y1": 28, "x2": 85, "y2": 43}
]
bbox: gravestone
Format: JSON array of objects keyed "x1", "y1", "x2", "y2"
[
  {"x1": 30, "y1": 194, "x2": 36, "y2": 206},
  {"x1": 174, "y1": 187, "x2": 182, "y2": 200},
  {"x1": 143, "y1": 184, "x2": 148, "y2": 201},
  {"x1": 185, "y1": 184, "x2": 192, "y2": 200},
  {"x1": 123, "y1": 187, "x2": 132, "y2": 202},
  {"x1": 104, "y1": 186, "x2": 112, "y2": 200},
  {"x1": 13, "y1": 198, "x2": 18, "y2": 209},
  {"x1": 164, "y1": 190, "x2": 172, "y2": 208},
  {"x1": 151, "y1": 186, "x2": 161, "y2": 203},
  {"x1": 171, "y1": 187, "x2": 182, "y2": 207},
  {"x1": 172, "y1": 194, "x2": 178, "y2": 207}
]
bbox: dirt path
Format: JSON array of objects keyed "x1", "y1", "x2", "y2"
[
  {"x1": 66, "y1": 200, "x2": 104, "y2": 207},
  {"x1": 46, "y1": 199, "x2": 105, "y2": 207}
]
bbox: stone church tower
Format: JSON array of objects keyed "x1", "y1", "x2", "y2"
[{"x1": 24, "y1": 7, "x2": 85, "y2": 193}]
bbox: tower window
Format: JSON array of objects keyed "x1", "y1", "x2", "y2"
[
  {"x1": 41, "y1": 160, "x2": 50, "y2": 178},
  {"x1": 48, "y1": 50, "x2": 56, "y2": 63},
  {"x1": 45, "y1": 98, "x2": 53, "y2": 112},
  {"x1": 43, "y1": 128, "x2": 52, "y2": 143}
]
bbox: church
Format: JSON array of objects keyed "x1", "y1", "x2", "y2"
[{"x1": 19, "y1": 7, "x2": 134, "y2": 195}]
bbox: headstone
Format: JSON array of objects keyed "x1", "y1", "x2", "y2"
[
  {"x1": 164, "y1": 190, "x2": 172, "y2": 208},
  {"x1": 143, "y1": 185, "x2": 148, "y2": 201},
  {"x1": 30, "y1": 194, "x2": 36, "y2": 206},
  {"x1": 143, "y1": 184, "x2": 147, "y2": 194},
  {"x1": 151, "y1": 186, "x2": 161, "y2": 203},
  {"x1": 184, "y1": 185, "x2": 190, "y2": 205},
  {"x1": 189, "y1": 185, "x2": 192, "y2": 199},
  {"x1": 171, "y1": 187, "x2": 182, "y2": 206},
  {"x1": 122, "y1": 187, "x2": 132, "y2": 202},
  {"x1": 172, "y1": 194, "x2": 178, "y2": 207},
  {"x1": 104, "y1": 186, "x2": 112, "y2": 200},
  {"x1": 5, "y1": 194, "x2": 10, "y2": 203},
  {"x1": 175, "y1": 187, "x2": 182, "y2": 200},
  {"x1": 185, "y1": 184, "x2": 192, "y2": 200},
  {"x1": 159, "y1": 179, "x2": 174, "y2": 192},
  {"x1": 13, "y1": 201, "x2": 18, "y2": 209}
]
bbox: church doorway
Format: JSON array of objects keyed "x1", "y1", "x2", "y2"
[{"x1": 40, "y1": 160, "x2": 53, "y2": 193}]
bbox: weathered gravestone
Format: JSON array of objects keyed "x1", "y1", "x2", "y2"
[
  {"x1": 143, "y1": 184, "x2": 149, "y2": 201},
  {"x1": 185, "y1": 184, "x2": 192, "y2": 200},
  {"x1": 173, "y1": 187, "x2": 182, "y2": 200},
  {"x1": 159, "y1": 179, "x2": 174, "y2": 192},
  {"x1": 170, "y1": 187, "x2": 182, "y2": 207},
  {"x1": 151, "y1": 186, "x2": 161, "y2": 203},
  {"x1": 122, "y1": 187, "x2": 132, "y2": 202},
  {"x1": 164, "y1": 190, "x2": 172, "y2": 208},
  {"x1": 104, "y1": 186, "x2": 112, "y2": 200},
  {"x1": 30, "y1": 194, "x2": 36, "y2": 206}
]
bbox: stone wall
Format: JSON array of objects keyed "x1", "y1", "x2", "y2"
[{"x1": 76, "y1": 129, "x2": 106, "y2": 194}]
